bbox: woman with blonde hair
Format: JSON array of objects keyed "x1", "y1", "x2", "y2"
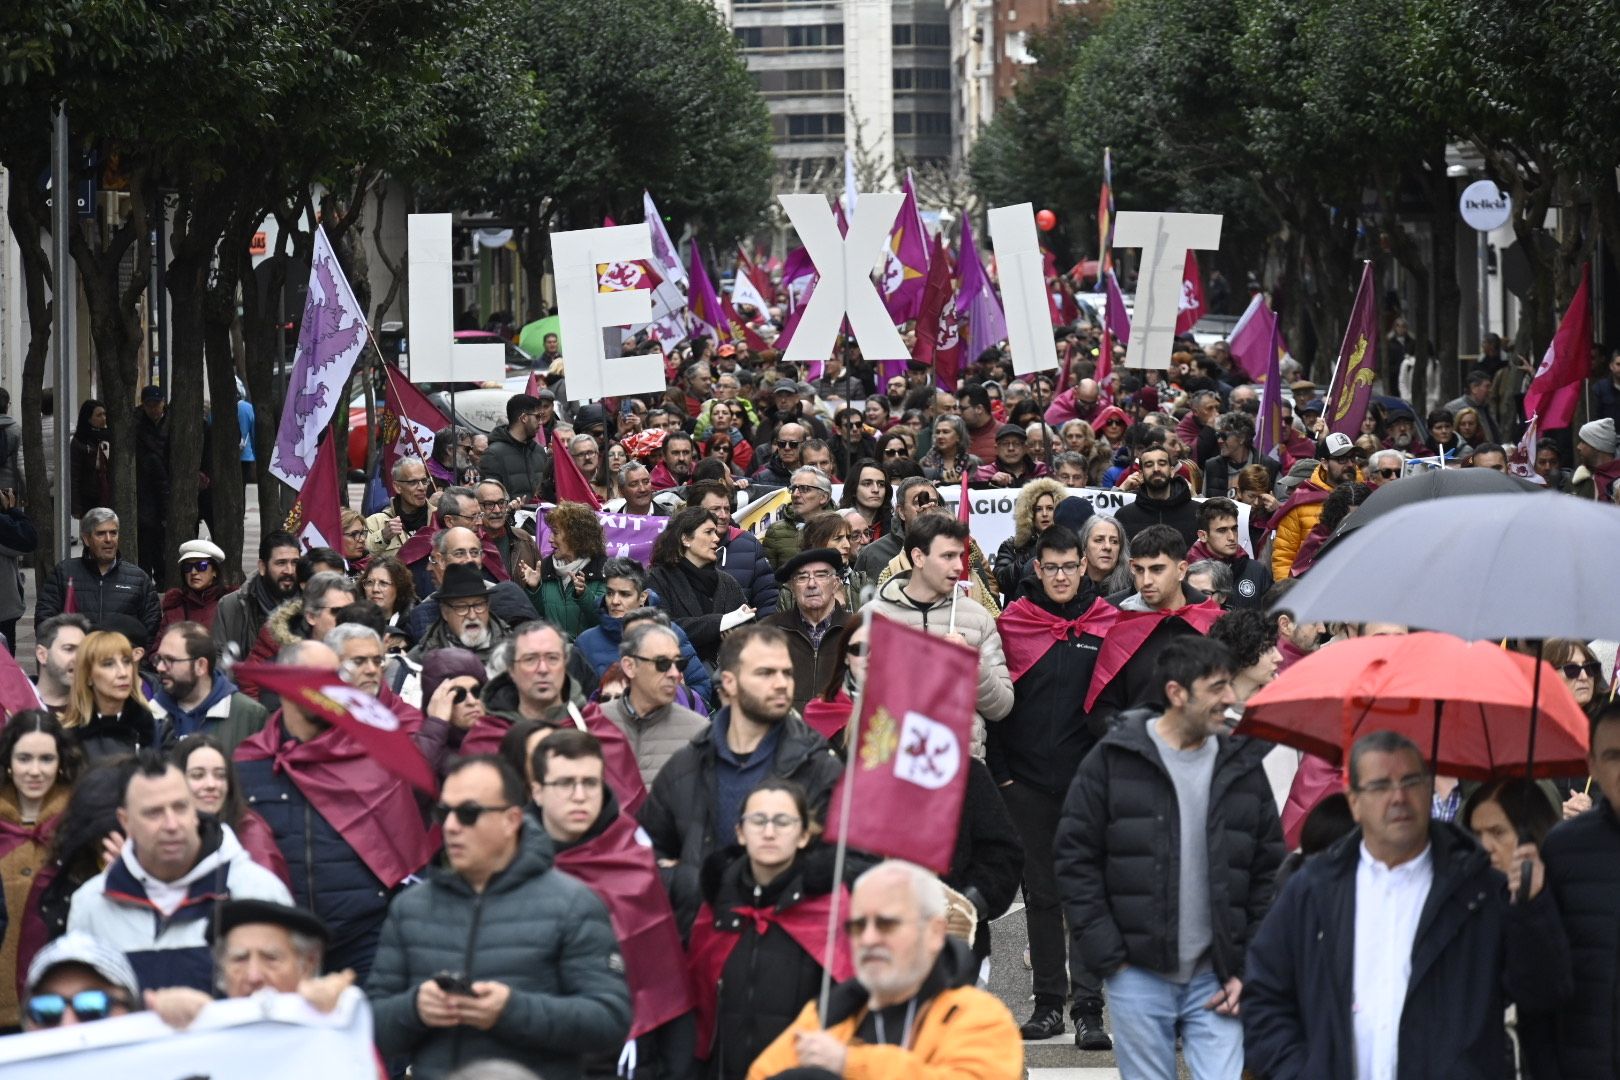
[
  {"x1": 62, "y1": 631, "x2": 169, "y2": 763},
  {"x1": 994, "y1": 477, "x2": 1066, "y2": 600},
  {"x1": 339, "y1": 507, "x2": 369, "y2": 574}
]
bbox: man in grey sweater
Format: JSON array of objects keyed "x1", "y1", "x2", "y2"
[{"x1": 598, "y1": 620, "x2": 708, "y2": 787}]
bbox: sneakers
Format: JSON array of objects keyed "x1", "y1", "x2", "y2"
[
  {"x1": 1019, "y1": 1005, "x2": 1066, "y2": 1040},
  {"x1": 1074, "y1": 1009, "x2": 1112, "y2": 1052}
]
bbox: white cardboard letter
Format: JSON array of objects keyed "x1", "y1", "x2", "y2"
[
  {"x1": 778, "y1": 193, "x2": 908, "y2": 363},
  {"x1": 1110, "y1": 212, "x2": 1222, "y2": 368},
  {"x1": 406, "y1": 214, "x2": 505, "y2": 384},
  {"x1": 987, "y1": 204, "x2": 1059, "y2": 377},
  {"x1": 551, "y1": 225, "x2": 664, "y2": 401}
]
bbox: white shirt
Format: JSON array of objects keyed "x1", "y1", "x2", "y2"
[{"x1": 1353, "y1": 842, "x2": 1433, "y2": 1080}]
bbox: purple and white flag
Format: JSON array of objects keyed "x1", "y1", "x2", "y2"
[
  {"x1": 269, "y1": 227, "x2": 368, "y2": 486},
  {"x1": 957, "y1": 216, "x2": 1007, "y2": 364}
]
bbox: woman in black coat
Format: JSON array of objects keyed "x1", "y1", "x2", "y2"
[
  {"x1": 645, "y1": 507, "x2": 747, "y2": 668},
  {"x1": 687, "y1": 780, "x2": 848, "y2": 1080}
]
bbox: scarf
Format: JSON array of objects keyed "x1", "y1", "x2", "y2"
[
  {"x1": 551, "y1": 554, "x2": 589, "y2": 578},
  {"x1": 675, "y1": 558, "x2": 721, "y2": 613},
  {"x1": 1084, "y1": 599, "x2": 1225, "y2": 710},
  {"x1": 997, "y1": 596, "x2": 1120, "y2": 683},
  {"x1": 235, "y1": 719, "x2": 436, "y2": 888}
]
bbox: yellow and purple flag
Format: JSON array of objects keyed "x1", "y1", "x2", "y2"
[
  {"x1": 1326, "y1": 262, "x2": 1380, "y2": 438},
  {"x1": 685, "y1": 245, "x2": 727, "y2": 345}
]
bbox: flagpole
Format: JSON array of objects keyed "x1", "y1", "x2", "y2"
[{"x1": 818, "y1": 605, "x2": 875, "y2": 1028}]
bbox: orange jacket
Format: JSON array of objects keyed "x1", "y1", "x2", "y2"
[
  {"x1": 1270, "y1": 462, "x2": 1363, "y2": 578},
  {"x1": 746, "y1": 966, "x2": 1022, "y2": 1080}
]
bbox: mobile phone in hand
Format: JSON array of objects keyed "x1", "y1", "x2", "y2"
[{"x1": 433, "y1": 971, "x2": 476, "y2": 997}]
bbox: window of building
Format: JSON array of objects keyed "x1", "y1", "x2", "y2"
[
  {"x1": 894, "y1": 67, "x2": 951, "y2": 90},
  {"x1": 893, "y1": 24, "x2": 949, "y2": 48},
  {"x1": 893, "y1": 113, "x2": 913, "y2": 134},
  {"x1": 734, "y1": 27, "x2": 764, "y2": 49},
  {"x1": 786, "y1": 24, "x2": 843, "y2": 49},
  {"x1": 785, "y1": 113, "x2": 846, "y2": 141}
]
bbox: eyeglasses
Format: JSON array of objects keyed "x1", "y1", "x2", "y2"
[
  {"x1": 843, "y1": 914, "x2": 911, "y2": 937},
  {"x1": 444, "y1": 600, "x2": 490, "y2": 617},
  {"x1": 432, "y1": 802, "x2": 514, "y2": 826},
  {"x1": 343, "y1": 530, "x2": 366, "y2": 541},
  {"x1": 445, "y1": 510, "x2": 484, "y2": 522},
  {"x1": 1377, "y1": 468, "x2": 1401, "y2": 479},
  {"x1": 776, "y1": 439, "x2": 801, "y2": 449},
  {"x1": 883, "y1": 447, "x2": 907, "y2": 458},
  {"x1": 741, "y1": 812, "x2": 801, "y2": 831},
  {"x1": 399, "y1": 477, "x2": 431, "y2": 487},
  {"x1": 793, "y1": 570, "x2": 838, "y2": 585},
  {"x1": 1038, "y1": 561, "x2": 1082, "y2": 577},
  {"x1": 478, "y1": 500, "x2": 509, "y2": 511},
  {"x1": 1353, "y1": 773, "x2": 1429, "y2": 797},
  {"x1": 629, "y1": 654, "x2": 679, "y2": 672},
  {"x1": 538, "y1": 777, "x2": 603, "y2": 795},
  {"x1": 184, "y1": 559, "x2": 214, "y2": 573},
  {"x1": 26, "y1": 989, "x2": 129, "y2": 1027},
  {"x1": 152, "y1": 653, "x2": 197, "y2": 668},
  {"x1": 1562, "y1": 661, "x2": 1603, "y2": 680},
  {"x1": 788, "y1": 484, "x2": 827, "y2": 496}
]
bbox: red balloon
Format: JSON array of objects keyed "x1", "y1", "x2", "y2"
[{"x1": 1036, "y1": 209, "x2": 1058, "y2": 231}]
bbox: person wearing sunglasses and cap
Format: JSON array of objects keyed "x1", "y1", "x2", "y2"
[
  {"x1": 367, "y1": 754, "x2": 630, "y2": 1080},
  {"x1": 21, "y1": 932, "x2": 140, "y2": 1031},
  {"x1": 159, "y1": 540, "x2": 233, "y2": 636}
]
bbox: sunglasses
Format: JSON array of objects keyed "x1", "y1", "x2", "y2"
[
  {"x1": 27, "y1": 989, "x2": 129, "y2": 1027},
  {"x1": 1378, "y1": 468, "x2": 1401, "y2": 479},
  {"x1": 883, "y1": 448, "x2": 907, "y2": 458},
  {"x1": 1562, "y1": 661, "x2": 1602, "y2": 680},
  {"x1": 629, "y1": 654, "x2": 679, "y2": 672},
  {"x1": 184, "y1": 559, "x2": 214, "y2": 572},
  {"x1": 844, "y1": 914, "x2": 910, "y2": 937},
  {"x1": 432, "y1": 802, "x2": 513, "y2": 826},
  {"x1": 776, "y1": 439, "x2": 802, "y2": 449}
]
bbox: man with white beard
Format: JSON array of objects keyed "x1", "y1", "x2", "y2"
[{"x1": 408, "y1": 564, "x2": 513, "y2": 669}]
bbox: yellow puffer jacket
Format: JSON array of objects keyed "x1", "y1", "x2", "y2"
[{"x1": 1270, "y1": 463, "x2": 1356, "y2": 578}]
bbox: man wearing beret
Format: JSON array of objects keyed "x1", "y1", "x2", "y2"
[{"x1": 762, "y1": 547, "x2": 855, "y2": 714}]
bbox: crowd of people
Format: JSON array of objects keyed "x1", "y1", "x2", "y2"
[{"x1": 0, "y1": 310, "x2": 1616, "y2": 1080}]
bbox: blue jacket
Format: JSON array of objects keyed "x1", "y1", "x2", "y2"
[
  {"x1": 574, "y1": 593, "x2": 714, "y2": 708},
  {"x1": 237, "y1": 737, "x2": 405, "y2": 980},
  {"x1": 718, "y1": 529, "x2": 777, "y2": 616}
]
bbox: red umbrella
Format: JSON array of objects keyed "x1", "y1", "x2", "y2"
[{"x1": 1238, "y1": 632, "x2": 1590, "y2": 781}]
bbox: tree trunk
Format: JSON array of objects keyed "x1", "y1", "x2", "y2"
[
  {"x1": 164, "y1": 249, "x2": 208, "y2": 579},
  {"x1": 7, "y1": 166, "x2": 57, "y2": 571},
  {"x1": 203, "y1": 227, "x2": 250, "y2": 585}
]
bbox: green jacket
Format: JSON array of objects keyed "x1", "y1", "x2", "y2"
[
  {"x1": 531, "y1": 555, "x2": 607, "y2": 640},
  {"x1": 761, "y1": 506, "x2": 807, "y2": 570}
]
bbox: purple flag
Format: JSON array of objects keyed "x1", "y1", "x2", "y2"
[
  {"x1": 686, "y1": 245, "x2": 726, "y2": 345},
  {"x1": 956, "y1": 216, "x2": 1007, "y2": 364},
  {"x1": 1104, "y1": 270, "x2": 1131, "y2": 339},
  {"x1": 1326, "y1": 262, "x2": 1379, "y2": 437},
  {"x1": 1255, "y1": 314, "x2": 1284, "y2": 458},
  {"x1": 269, "y1": 227, "x2": 369, "y2": 486},
  {"x1": 781, "y1": 246, "x2": 815, "y2": 313},
  {"x1": 1226, "y1": 293, "x2": 1277, "y2": 383},
  {"x1": 880, "y1": 175, "x2": 930, "y2": 323}
]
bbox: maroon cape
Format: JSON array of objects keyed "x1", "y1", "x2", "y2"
[
  {"x1": 0, "y1": 797, "x2": 65, "y2": 1007},
  {"x1": 1084, "y1": 599, "x2": 1225, "y2": 710},
  {"x1": 460, "y1": 702, "x2": 648, "y2": 818},
  {"x1": 687, "y1": 887, "x2": 854, "y2": 1059},
  {"x1": 649, "y1": 460, "x2": 683, "y2": 492},
  {"x1": 235, "y1": 718, "x2": 438, "y2": 888},
  {"x1": 997, "y1": 596, "x2": 1120, "y2": 683},
  {"x1": 234, "y1": 806, "x2": 292, "y2": 887},
  {"x1": 803, "y1": 693, "x2": 854, "y2": 741},
  {"x1": 1287, "y1": 523, "x2": 1333, "y2": 578},
  {"x1": 555, "y1": 809, "x2": 693, "y2": 1037},
  {"x1": 397, "y1": 526, "x2": 511, "y2": 583}
]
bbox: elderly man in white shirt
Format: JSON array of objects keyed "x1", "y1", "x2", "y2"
[{"x1": 1240, "y1": 730, "x2": 1573, "y2": 1080}]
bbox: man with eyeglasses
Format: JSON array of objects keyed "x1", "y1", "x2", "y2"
[
  {"x1": 411, "y1": 564, "x2": 513, "y2": 668},
  {"x1": 21, "y1": 933, "x2": 140, "y2": 1031},
  {"x1": 752, "y1": 419, "x2": 807, "y2": 489},
  {"x1": 404, "y1": 526, "x2": 538, "y2": 643},
  {"x1": 1202, "y1": 412, "x2": 1278, "y2": 498},
  {"x1": 763, "y1": 547, "x2": 855, "y2": 714},
  {"x1": 1056, "y1": 637, "x2": 1283, "y2": 1080},
  {"x1": 762, "y1": 467, "x2": 832, "y2": 570},
  {"x1": 1246, "y1": 730, "x2": 1569, "y2": 1080},
  {"x1": 758, "y1": 379, "x2": 829, "y2": 452},
  {"x1": 236, "y1": 640, "x2": 435, "y2": 982},
  {"x1": 364, "y1": 456, "x2": 435, "y2": 559},
  {"x1": 68, "y1": 751, "x2": 293, "y2": 992},
  {"x1": 1366, "y1": 447, "x2": 1406, "y2": 485},
  {"x1": 149, "y1": 621, "x2": 268, "y2": 755},
  {"x1": 480, "y1": 393, "x2": 550, "y2": 504},
  {"x1": 992, "y1": 524, "x2": 1119, "y2": 1049},
  {"x1": 368, "y1": 754, "x2": 631, "y2": 1080},
  {"x1": 747, "y1": 859, "x2": 1022, "y2": 1079},
  {"x1": 476, "y1": 478, "x2": 539, "y2": 581},
  {"x1": 597, "y1": 621, "x2": 707, "y2": 786},
  {"x1": 473, "y1": 621, "x2": 588, "y2": 745}
]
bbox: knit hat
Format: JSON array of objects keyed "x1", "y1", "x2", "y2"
[
  {"x1": 1577, "y1": 418, "x2": 1618, "y2": 456},
  {"x1": 421, "y1": 647, "x2": 488, "y2": 704},
  {"x1": 1054, "y1": 496, "x2": 1095, "y2": 533}
]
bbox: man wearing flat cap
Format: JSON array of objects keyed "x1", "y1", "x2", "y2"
[{"x1": 762, "y1": 547, "x2": 855, "y2": 713}]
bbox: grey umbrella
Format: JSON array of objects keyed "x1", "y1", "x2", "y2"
[
  {"x1": 1330, "y1": 467, "x2": 1541, "y2": 541},
  {"x1": 1280, "y1": 491, "x2": 1620, "y2": 640}
]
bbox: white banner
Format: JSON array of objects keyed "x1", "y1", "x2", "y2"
[{"x1": 0, "y1": 989, "x2": 377, "y2": 1077}]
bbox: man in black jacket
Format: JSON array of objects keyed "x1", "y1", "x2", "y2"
[
  {"x1": 1114, "y1": 444, "x2": 1199, "y2": 547},
  {"x1": 1243, "y1": 730, "x2": 1571, "y2": 1080},
  {"x1": 35, "y1": 508, "x2": 161, "y2": 646},
  {"x1": 213, "y1": 530, "x2": 301, "y2": 664},
  {"x1": 990, "y1": 525, "x2": 1115, "y2": 1049},
  {"x1": 1537, "y1": 702, "x2": 1620, "y2": 1080},
  {"x1": 638, "y1": 624, "x2": 841, "y2": 933},
  {"x1": 1055, "y1": 636, "x2": 1282, "y2": 1080}
]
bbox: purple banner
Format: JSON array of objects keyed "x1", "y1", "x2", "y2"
[{"x1": 533, "y1": 511, "x2": 670, "y2": 566}]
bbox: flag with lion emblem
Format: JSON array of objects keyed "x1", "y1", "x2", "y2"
[{"x1": 824, "y1": 615, "x2": 977, "y2": 873}]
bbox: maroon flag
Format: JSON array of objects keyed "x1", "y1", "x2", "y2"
[
  {"x1": 912, "y1": 233, "x2": 963, "y2": 391},
  {"x1": 1523, "y1": 264, "x2": 1591, "y2": 431},
  {"x1": 0, "y1": 644, "x2": 45, "y2": 722},
  {"x1": 550, "y1": 430, "x2": 603, "y2": 510},
  {"x1": 232, "y1": 664, "x2": 437, "y2": 794},
  {"x1": 286, "y1": 431, "x2": 343, "y2": 552},
  {"x1": 1325, "y1": 261, "x2": 1379, "y2": 438},
  {"x1": 381, "y1": 363, "x2": 449, "y2": 484},
  {"x1": 554, "y1": 810, "x2": 694, "y2": 1038},
  {"x1": 1175, "y1": 252, "x2": 1206, "y2": 333},
  {"x1": 824, "y1": 615, "x2": 977, "y2": 874}
]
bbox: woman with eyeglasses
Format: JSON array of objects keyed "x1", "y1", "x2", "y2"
[
  {"x1": 170, "y1": 733, "x2": 290, "y2": 887},
  {"x1": 62, "y1": 631, "x2": 170, "y2": 764},
  {"x1": 687, "y1": 778, "x2": 851, "y2": 1080},
  {"x1": 1537, "y1": 639, "x2": 1611, "y2": 819},
  {"x1": 920, "y1": 414, "x2": 980, "y2": 484},
  {"x1": 646, "y1": 507, "x2": 751, "y2": 668},
  {"x1": 160, "y1": 541, "x2": 235, "y2": 635},
  {"x1": 361, "y1": 557, "x2": 418, "y2": 652},
  {"x1": 838, "y1": 459, "x2": 893, "y2": 541},
  {"x1": 338, "y1": 508, "x2": 370, "y2": 575},
  {"x1": 877, "y1": 431, "x2": 914, "y2": 471},
  {"x1": 994, "y1": 478, "x2": 1066, "y2": 601},
  {"x1": 0, "y1": 712, "x2": 82, "y2": 1028}
]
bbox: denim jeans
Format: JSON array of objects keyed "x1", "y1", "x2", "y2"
[{"x1": 1104, "y1": 965, "x2": 1243, "y2": 1080}]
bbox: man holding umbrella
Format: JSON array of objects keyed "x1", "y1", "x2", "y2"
[{"x1": 1244, "y1": 730, "x2": 1571, "y2": 1080}]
